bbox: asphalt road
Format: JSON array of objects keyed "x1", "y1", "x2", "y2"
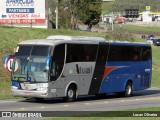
[{"x1": 0, "y1": 87, "x2": 160, "y2": 118}]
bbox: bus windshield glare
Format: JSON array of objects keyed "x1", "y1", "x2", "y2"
[{"x1": 12, "y1": 45, "x2": 50, "y2": 83}]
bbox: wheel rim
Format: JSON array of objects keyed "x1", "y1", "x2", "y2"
[
  {"x1": 126, "y1": 85, "x2": 131, "y2": 95},
  {"x1": 68, "y1": 89, "x2": 74, "y2": 98}
]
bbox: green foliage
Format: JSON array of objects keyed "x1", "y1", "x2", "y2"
[
  {"x1": 105, "y1": 30, "x2": 135, "y2": 42},
  {"x1": 51, "y1": 0, "x2": 102, "y2": 29},
  {"x1": 82, "y1": 0, "x2": 102, "y2": 26}
]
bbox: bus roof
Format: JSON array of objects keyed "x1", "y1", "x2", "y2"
[
  {"x1": 46, "y1": 35, "x2": 106, "y2": 42},
  {"x1": 18, "y1": 39, "x2": 54, "y2": 45},
  {"x1": 18, "y1": 35, "x2": 150, "y2": 47},
  {"x1": 109, "y1": 41, "x2": 150, "y2": 46},
  {"x1": 18, "y1": 35, "x2": 106, "y2": 45}
]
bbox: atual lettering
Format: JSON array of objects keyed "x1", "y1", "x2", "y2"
[{"x1": 76, "y1": 64, "x2": 92, "y2": 74}]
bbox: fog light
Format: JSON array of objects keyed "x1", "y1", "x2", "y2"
[{"x1": 41, "y1": 93, "x2": 48, "y2": 96}]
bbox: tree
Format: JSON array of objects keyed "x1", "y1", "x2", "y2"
[
  {"x1": 60, "y1": 0, "x2": 89, "y2": 29},
  {"x1": 51, "y1": 0, "x2": 102, "y2": 30},
  {"x1": 82, "y1": 1, "x2": 102, "y2": 31}
]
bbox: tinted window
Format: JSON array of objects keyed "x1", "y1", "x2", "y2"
[
  {"x1": 32, "y1": 46, "x2": 50, "y2": 56},
  {"x1": 108, "y1": 45, "x2": 142, "y2": 61},
  {"x1": 142, "y1": 47, "x2": 151, "y2": 61},
  {"x1": 15, "y1": 45, "x2": 50, "y2": 56},
  {"x1": 66, "y1": 44, "x2": 98, "y2": 63},
  {"x1": 51, "y1": 44, "x2": 65, "y2": 81},
  {"x1": 15, "y1": 46, "x2": 32, "y2": 56}
]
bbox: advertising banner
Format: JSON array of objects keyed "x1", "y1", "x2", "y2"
[{"x1": 0, "y1": 0, "x2": 45, "y2": 24}]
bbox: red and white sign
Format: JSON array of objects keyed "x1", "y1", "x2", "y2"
[
  {"x1": 6, "y1": 58, "x2": 18, "y2": 73},
  {"x1": 0, "y1": 0, "x2": 45, "y2": 24},
  {"x1": 4, "y1": 55, "x2": 18, "y2": 73}
]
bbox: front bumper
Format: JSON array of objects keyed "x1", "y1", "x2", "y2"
[{"x1": 11, "y1": 89, "x2": 49, "y2": 98}]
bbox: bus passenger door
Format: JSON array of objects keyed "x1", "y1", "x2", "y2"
[
  {"x1": 88, "y1": 42, "x2": 109, "y2": 95},
  {"x1": 49, "y1": 44, "x2": 66, "y2": 97}
]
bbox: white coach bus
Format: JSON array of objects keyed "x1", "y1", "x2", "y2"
[{"x1": 10, "y1": 35, "x2": 152, "y2": 102}]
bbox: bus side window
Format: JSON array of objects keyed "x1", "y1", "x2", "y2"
[
  {"x1": 142, "y1": 50, "x2": 151, "y2": 61},
  {"x1": 85, "y1": 54, "x2": 90, "y2": 61},
  {"x1": 67, "y1": 55, "x2": 73, "y2": 63},
  {"x1": 132, "y1": 53, "x2": 140, "y2": 61}
]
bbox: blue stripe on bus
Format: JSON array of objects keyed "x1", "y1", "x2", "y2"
[
  {"x1": 12, "y1": 81, "x2": 20, "y2": 89},
  {"x1": 99, "y1": 60, "x2": 151, "y2": 94}
]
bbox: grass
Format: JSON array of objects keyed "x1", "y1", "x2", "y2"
[
  {"x1": 45, "y1": 107, "x2": 160, "y2": 120},
  {"x1": 151, "y1": 46, "x2": 160, "y2": 86},
  {"x1": 116, "y1": 24, "x2": 160, "y2": 35}
]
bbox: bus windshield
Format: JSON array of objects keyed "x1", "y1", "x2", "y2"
[{"x1": 12, "y1": 45, "x2": 50, "y2": 83}]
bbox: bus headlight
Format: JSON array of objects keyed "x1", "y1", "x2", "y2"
[{"x1": 11, "y1": 86, "x2": 18, "y2": 89}]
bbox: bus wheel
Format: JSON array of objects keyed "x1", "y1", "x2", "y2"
[
  {"x1": 124, "y1": 82, "x2": 133, "y2": 97},
  {"x1": 65, "y1": 86, "x2": 76, "y2": 102}
]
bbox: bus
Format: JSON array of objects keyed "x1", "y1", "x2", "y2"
[{"x1": 10, "y1": 35, "x2": 152, "y2": 102}]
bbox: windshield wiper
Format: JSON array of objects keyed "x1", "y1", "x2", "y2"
[
  {"x1": 23, "y1": 57, "x2": 30, "y2": 74},
  {"x1": 23, "y1": 57, "x2": 37, "y2": 83}
]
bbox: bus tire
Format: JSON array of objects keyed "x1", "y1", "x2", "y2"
[
  {"x1": 124, "y1": 82, "x2": 133, "y2": 97},
  {"x1": 65, "y1": 86, "x2": 76, "y2": 102}
]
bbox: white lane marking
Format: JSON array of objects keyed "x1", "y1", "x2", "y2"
[
  {"x1": 136, "y1": 99, "x2": 140, "y2": 101},
  {"x1": 64, "y1": 105, "x2": 69, "y2": 107},
  {"x1": 85, "y1": 103, "x2": 91, "y2": 105},
  {"x1": 150, "y1": 97, "x2": 156, "y2": 100}
]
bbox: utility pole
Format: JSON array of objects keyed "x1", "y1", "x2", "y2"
[
  {"x1": 55, "y1": 0, "x2": 58, "y2": 29},
  {"x1": 47, "y1": 0, "x2": 49, "y2": 28},
  {"x1": 47, "y1": 0, "x2": 52, "y2": 29},
  {"x1": 112, "y1": 12, "x2": 114, "y2": 31}
]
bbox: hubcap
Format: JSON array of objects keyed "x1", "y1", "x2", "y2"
[
  {"x1": 126, "y1": 85, "x2": 131, "y2": 95},
  {"x1": 68, "y1": 89, "x2": 74, "y2": 98}
]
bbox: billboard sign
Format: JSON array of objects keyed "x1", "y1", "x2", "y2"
[{"x1": 0, "y1": 0, "x2": 45, "y2": 24}]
